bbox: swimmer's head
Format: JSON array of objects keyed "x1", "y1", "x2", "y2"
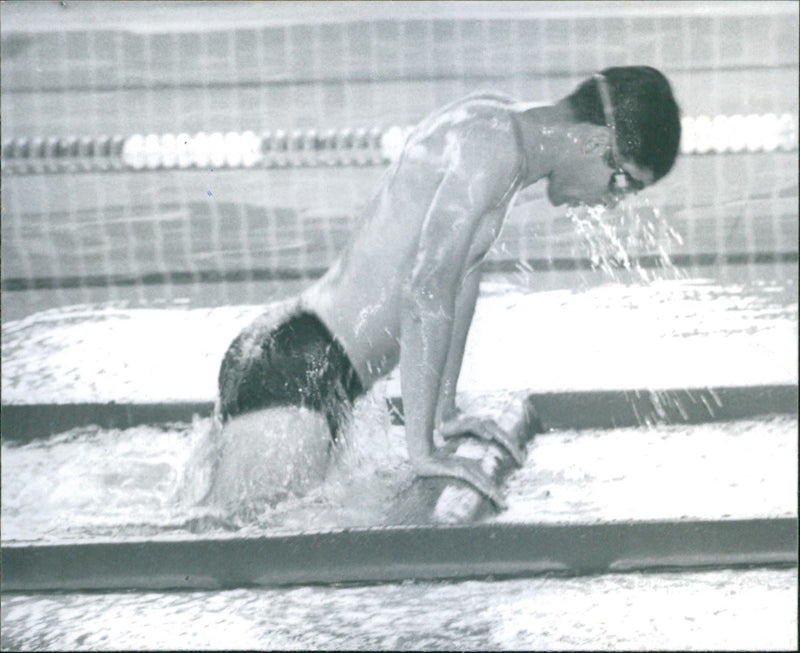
[{"x1": 547, "y1": 66, "x2": 681, "y2": 208}]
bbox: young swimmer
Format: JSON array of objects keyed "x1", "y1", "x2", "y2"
[{"x1": 217, "y1": 66, "x2": 681, "y2": 508}]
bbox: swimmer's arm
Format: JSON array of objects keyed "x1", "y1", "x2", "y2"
[
  {"x1": 400, "y1": 125, "x2": 520, "y2": 459},
  {"x1": 399, "y1": 119, "x2": 523, "y2": 505},
  {"x1": 400, "y1": 202, "x2": 474, "y2": 463},
  {"x1": 431, "y1": 239, "x2": 525, "y2": 468},
  {"x1": 399, "y1": 187, "x2": 507, "y2": 506},
  {"x1": 434, "y1": 262, "x2": 481, "y2": 425}
]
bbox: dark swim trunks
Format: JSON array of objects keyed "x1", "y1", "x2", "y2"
[{"x1": 217, "y1": 311, "x2": 365, "y2": 440}]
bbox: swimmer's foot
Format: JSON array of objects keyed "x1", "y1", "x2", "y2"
[
  {"x1": 438, "y1": 414, "x2": 525, "y2": 467},
  {"x1": 413, "y1": 453, "x2": 507, "y2": 510}
]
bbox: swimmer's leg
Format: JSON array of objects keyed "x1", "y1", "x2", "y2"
[
  {"x1": 206, "y1": 407, "x2": 332, "y2": 515},
  {"x1": 438, "y1": 412, "x2": 525, "y2": 467}
]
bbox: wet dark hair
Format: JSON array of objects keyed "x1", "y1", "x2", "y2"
[{"x1": 565, "y1": 66, "x2": 681, "y2": 182}]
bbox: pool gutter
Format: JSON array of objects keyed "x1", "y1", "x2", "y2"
[
  {"x1": 2, "y1": 384, "x2": 796, "y2": 444},
  {"x1": 2, "y1": 517, "x2": 796, "y2": 593}
]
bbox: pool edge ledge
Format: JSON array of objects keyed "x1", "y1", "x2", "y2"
[{"x1": 1, "y1": 384, "x2": 797, "y2": 443}]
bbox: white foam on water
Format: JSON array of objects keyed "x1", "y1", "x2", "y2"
[
  {"x1": 1, "y1": 303, "x2": 265, "y2": 404},
  {"x1": 3, "y1": 410, "x2": 795, "y2": 543},
  {"x1": 1, "y1": 387, "x2": 413, "y2": 543},
  {"x1": 496, "y1": 415, "x2": 798, "y2": 524},
  {"x1": 194, "y1": 390, "x2": 413, "y2": 535},
  {"x1": 2, "y1": 568, "x2": 796, "y2": 650},
  {"x1": 483, "y1": 568, "x2": 797, "y2": 651},
  {"x1": 1, "y1": 420, "x2": 209, "y2": 543},
  {"x1": 456, "y1": 276, "x2": 797, "y2": 395},
  {"x1": 3, "y1": 273, "x2": 794, "y2": 405}
]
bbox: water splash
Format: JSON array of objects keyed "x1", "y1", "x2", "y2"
[
  {"x1": 181, "y1": 389, "x2": 411, "y2": 535},
  {"x1": 567, "y1": 197, "x2": 726, "y2": 431},
  {"x1": 1, "y1": 390, "x2": 411, "y2": 543},
  {"x1": 1, "y1": 420, "x2": 210, "y2": 543},
  {"x1": 566, "y1": 197, "x2": 685, "y2": 284},
  {"x1": 532, "y1": 199, "x2": 714, "y2": 430}
]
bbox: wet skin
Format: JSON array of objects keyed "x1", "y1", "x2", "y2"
[{"x1": 231, "y1": 93, "x2": 652, "y2": 507}]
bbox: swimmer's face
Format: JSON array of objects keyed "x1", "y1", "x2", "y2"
[{"x1": 547, "y1": 126, "x2": 653, "y2": 208}]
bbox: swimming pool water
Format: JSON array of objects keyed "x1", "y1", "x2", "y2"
[
  {"x1": 2, "y1": 269, "x2": 797, "y2": 649},
  {"x1": 2, "y1": 414, "x2": 795, "y2": 544},
  {"x1": 2, "y1": 272, "x2": 796, "y2": 405},
  {"x1": 2, "y1": 567, "x2": 796, "y2": 650}
]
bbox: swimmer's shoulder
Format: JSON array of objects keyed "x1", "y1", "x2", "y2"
[
  {"x1": 411, "y1": 91, "x2": 525, "y2": 152},
  {"x1": 424, "y1": 91, "x2": 519, "y2": 126},
  {"x1": 446, "y1": 90, "x2": 517, "y2": 110}
]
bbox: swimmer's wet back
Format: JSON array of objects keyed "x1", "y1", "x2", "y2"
[{"x1": 218, "y1": 312, "x2": 365, "y2": 440}]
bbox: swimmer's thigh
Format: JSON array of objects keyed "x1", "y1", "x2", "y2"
[{"x1": 206, "y1": 406, "x2": 331, "y2": 511}]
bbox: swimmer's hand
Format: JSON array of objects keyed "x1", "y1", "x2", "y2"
[
  {"x1": 438, "y1": 413, "x2": 525, "y2": 467},
  {"x1": 413, "y1": 452, "x2": 507, "y2": 510}
]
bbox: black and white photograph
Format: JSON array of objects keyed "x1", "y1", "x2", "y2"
[{"x1": 1, "y1": 1, "x2": 797, "y2": 649}]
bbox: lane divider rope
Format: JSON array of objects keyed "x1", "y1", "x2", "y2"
[{"x1": 1, "y1": 114, "x2": 796, "y2": 175}]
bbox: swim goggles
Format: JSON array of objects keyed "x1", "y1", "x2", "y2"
[{"x1": 594, "y1": 73, "x2": 645, "y2": 195}]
